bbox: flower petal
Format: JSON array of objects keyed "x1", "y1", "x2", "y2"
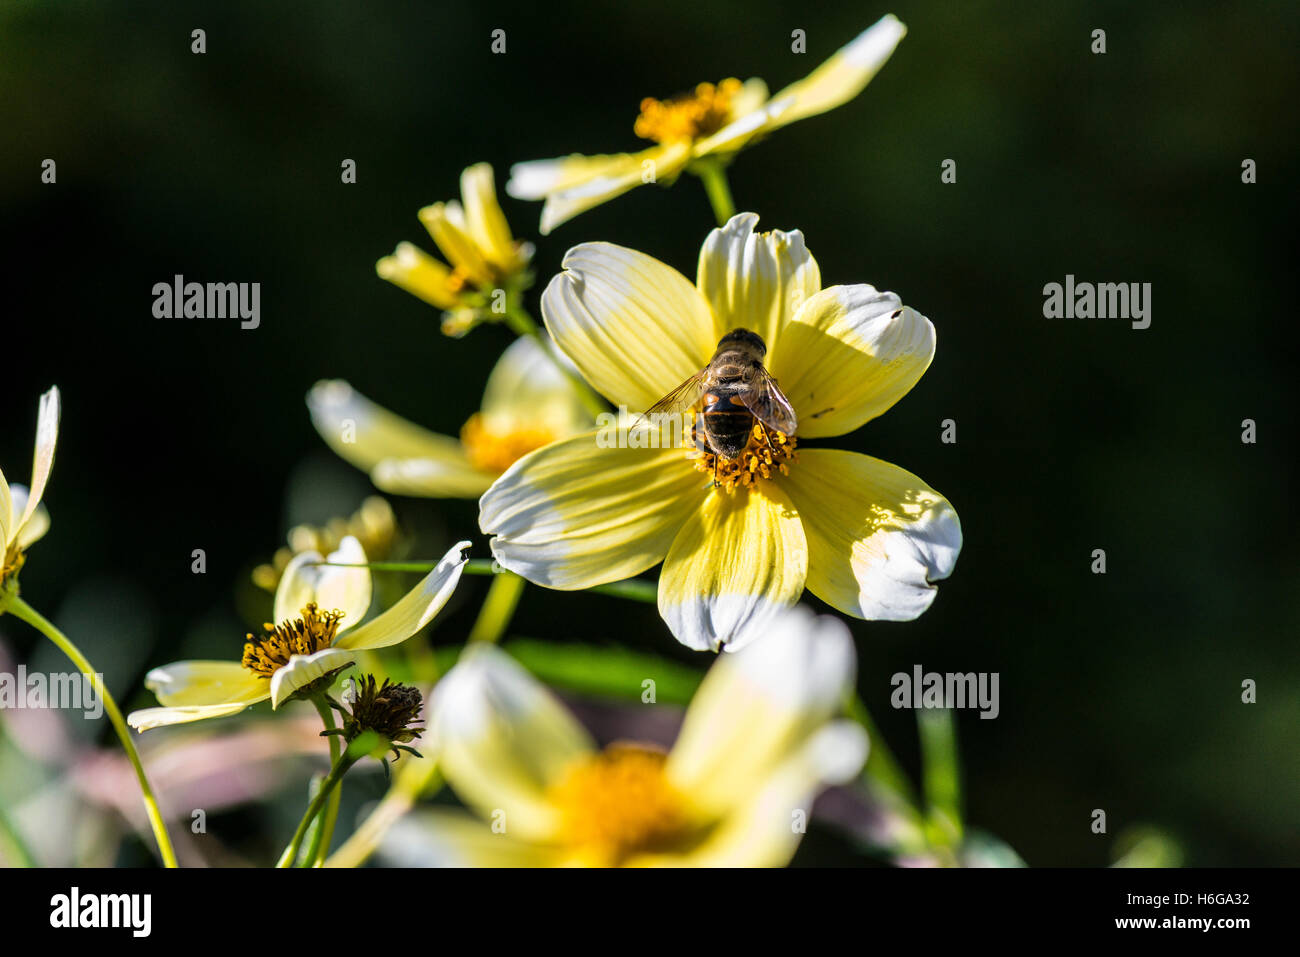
[
  {"x1": 17, "y1": 387, "x2": 59, "y2": 535},
  {"x1": 419, "y1": 200, "x2": 494, "y2": 288},
  {"x1": 274, "y1": 537, "x2": 372, "y2": 627},
  {"x1": 379, "y1": 809, "x2": 562, "y2": 867},
  {"x1": 783, "y1": 450, "x2": 961, "y2": 620},
  {"x1": 767, "y1": 15, "x2": 907, "y2": 129},
  {"x1": 0, "y1": 470, "x2": 12, "y2": 550},
  {"x1": 376, "y1": 242, "x2": 459, "y2": 310},
  {"x1": 480, "y1": 433, "x2": 707, "y2": 590},
  {"x1": 658, "y1": 483, "x2": 808, "y2": 652},
  {"x1": 143, "y1": 660, "x2": 270, "y2": 707},
  {"x1": 696, "y1": 212, "x2": 821, "y2": 356},
  {"x1": 5, "y1": 485, "x2": 50, "y2": 551},
  {"x1": 770, "y1": 284, "x2": 935, "y2": 439},
  {"x1": 335, "y1": 540, "x2": 469, "y2": 651},
  {"x1": 478, "y1": 335, "x2": 591, "y2": 440},
  {"x1": 307, "y1": 379, "x2": 496, "y2": 496},
  {"x1": 667, "y1": 720, "x2": 868, "y2": 867},
  {"x1": 126, "y1": 701, "x2": 264, "y2": 731},
  {"x1": 459, "y1": 163, "x2": 518, "y2": 273},
  {"x1": 541, "y1": 243, "x2": 716, "y2": 412},
  {"x1": 430, "y1": 643, "x2": 595, "y2": 842},
  {"x1": 666, "y1": 605, "x2": 856, "y2": 815},
  {"x1": 270, "y1": 647, "x2": 355, "y2": 709},
  {"x1": 508, "y1": 143, "x2": 691, "y2": 236}
]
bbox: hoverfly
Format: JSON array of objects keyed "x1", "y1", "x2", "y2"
[{"x1": 643, "y1": 329, "x2": 797, "y2": 482}]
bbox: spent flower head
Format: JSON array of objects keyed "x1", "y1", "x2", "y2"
[{"x1": 325, "y1": 674, "x2": 425, "y2": 761}]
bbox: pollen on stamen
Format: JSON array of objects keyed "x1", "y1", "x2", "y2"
[
  {"x1": 460, "y1": 412, "x2": 555, "y2": 474},
  {"x1": 634, "y1": 78, "x2": 743, "y2": 144},
  {"x1": 691, "y1": 422, "x2": 798, "y2": 492},
  {"x1": 241, "y1": 602, "x2": 345, "y2": 678}
]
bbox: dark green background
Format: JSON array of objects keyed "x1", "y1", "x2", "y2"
[{"x1": 2, "y1": 0, "x2": 1296, "y2": 865}]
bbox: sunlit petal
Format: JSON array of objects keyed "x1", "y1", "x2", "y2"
[{"x1": 335, "y1": 540, "x2": 469, "y2": 650}]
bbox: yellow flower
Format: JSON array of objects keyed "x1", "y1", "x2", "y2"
[
  {"x1": 383, "y1": 606, "x2": 867, "y2": 867},
  {"x1": 507, "y1": 15, "x2": 907, "y2": 234},
  {"x1": 0, "y1": 387, "x2": 60, "y2": 595},
  {"x1": 126, "y1": 538, "x2": 469, "y2": 730},
  {"x1": 252, "y1": 496, "x2": 400, "y2": 593},
  {"x1": 308, "y1": 336, "x2": 591, "y2": 499},
  {"x1": 377, "y1": 163, "x2": 534, "y2": 334},
  {"x1": 479, "y1": 213, "x2": 961, "y2": 652}
]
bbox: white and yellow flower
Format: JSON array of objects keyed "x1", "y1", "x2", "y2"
[
  {"x1": 252, "y1": 496, "x2": 401, "y2": 593},
  {"x1": 377, "y1": 162, "x2": 534, "y2": 335},
  {"x1": 507, "y1": 15, "x2": 907, "y2": 234},
  {"x1": 383, "y1": 606, "x2": 866, "y2": 867},
  {"x1": 479, "y1": 212, "x2": 961, "y2": 652},
  {"x1": 126, "y1": 538, "x2": 469, "y2": 730},
  {"x1": 0, "y1": 387, "x2": 60, "y2": 597},
  {"x1": 308, "y1": 335, "x2": 591, "y2": 499}
]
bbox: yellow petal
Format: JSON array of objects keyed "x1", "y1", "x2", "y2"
[
  {"x1": 460, "y1": 163, "x2": 518, "y2": 273},
  {"x1": 142, "y1": 660, "x2": 269, "y2": 707},
  {"x1": 783, "y1": 450, "x2": 961, "y2": 620},
  {"x1": 307, "y1": 379, "x2": 496, "y2": 496},
  {"x1": 666, "y1": 605, "x2": 856, "y2": 816},
  {"x1": 274, "y1": 537, "x2": 372, "y2": 628},
  {"x1": 335, "y1": 540, "x2": 469, "y2": 650},
  {"x1": 541, "y1": 243, "x2": 715, "y2": 412},
  {"x1": 430, "y1": 643, "x2": 596, "y2": 842},
  {"x1": 419, "y1": 200, "x2": 494, "y2": 288},
  {"x1": 769, "y1": 284, "x2": 935, "y2": 439},
  {"x1": 509, "y1": 143, "x2": 690, "y2": 236},
  {"x1": 480, "y1": 433, "x2": 707, "y2": 590},
  {"x1": 657, "y1": 482, "x2": 807, "y2": 652},
  {"x1": 270, "y1": 648, "x2": 354, "y2": 709},
  {"x1": 668, "y1": 720, "x2": 867, "y2": 866},
  {"x1": 696, "y1": 212, "x2": 821, "y2": 357},
  {"x1": 126, "y1": 701, "x2": 264, "y2": 731},
  {"x1": 768, "y1": 15, "x2": 907, "y2": 130},
  {"x1": 376, "y1": 242, "x2": 460, "y2": 310},
  {"x1": 5, "y1": 485, "x2": 50, "y2": 551},
  {"x1": 380, "y1": 808, "x2": 562, "y2": 867},
  {"x1": 0, "y1": 469, "x2": 12, "y2": 550},
  {"x1": 16, "y1": 387, "x2": 59, "y2": 536},
  {"x1": 478, "y1": 335, "x2": 591, "y2": 440}
]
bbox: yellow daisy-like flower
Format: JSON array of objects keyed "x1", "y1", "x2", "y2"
[
  {"x1": 507, "y1": 15, "x2": 907, "y2": 235},
  {"x1": 479, "y1": 212, "x2": 961, "y2": 652},
  {"x1": 252, "y1": 495, "x2": 401, "y2": 593},
  {"x1": 308, "y1": 335, "x2": 591, "y2": 499},
  {"x1": 0, "y1": 387, "x2": 60, "y2": 597},
  {"x1": 382, "y1": 606, "x2": 867, "y2": 867},
  {"x1": 126, "y1": 538, "x2": 469, "y2": 730},
  {"x1": 377, "y1": 162, "x2": 534, "y2": 335}
]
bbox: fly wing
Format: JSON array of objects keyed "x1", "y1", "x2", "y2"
[
  {"x1": 640, "y1": 371, "x2": 710, "y2": 421},
  {"x1": 740, "y1": 369, "x2": 798, "y2": 437}
]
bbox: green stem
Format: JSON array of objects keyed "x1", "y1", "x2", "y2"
[
  {"x1": 694, "y1": 159, "x2": 736, "y2": 226},
  {"x1": 5, "y1": 596, "x2": 178, "y2": 868},
  {"x1": 503, "y1": 303, "x2": 607, "y2": 418},
  {"x1": 277, "y1": 747, "x2": 357, "y2": 868},
  {"x1": 303, "y1": 696, "x2": 344, "y2": 867},
  {"x1": 846, "y1": 693, "x2": 918, "y2": 805},
  {"x1": 467, "y1": 570, "x2": 526, "y2": 645},
  {"x1": 917, "y1": 707, "x2": 963, "y2": 844}
]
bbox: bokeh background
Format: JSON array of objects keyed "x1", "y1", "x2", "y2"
[{"x1": 2, "y1": 0, "x2": 1296, "y2": 866}]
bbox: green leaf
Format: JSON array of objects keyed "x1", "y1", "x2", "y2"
[{"x1": 503, "y1": 638, "x2": 705, "y2": 705}]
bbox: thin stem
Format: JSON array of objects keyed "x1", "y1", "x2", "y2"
[
  {"x1": 5, "y1": 596, "x2": 178, "y2": 868},
  {"x1": 917, "y1": 707, "x2": 963, "y2": 845},
  {"x1": 304, "y1": 696, "x2": 344, "y2": 867},
  {"x1": 503, "y1": 303, "x2": 607, "y2": 418},
  {"x1": 325, "y1": 752, "x2": 443, "y2": 868},
  {"x1": 467, "y1": 570, "x2": 526, "y2": 645},
  {"x1": 277, "y1": 748, "x2": 357, "y2": 868},
  {"x1": 694, "y1": 159, "x2": 736, "y2": 226}
]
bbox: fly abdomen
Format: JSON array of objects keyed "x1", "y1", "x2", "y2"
[{"x1": 699, "y1": 392, "x2": 754, "y2": 460}]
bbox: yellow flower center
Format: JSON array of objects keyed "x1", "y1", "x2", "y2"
[
  {"x1": 0, "y1": 545, "x2": 25, "y2": 586},
  {"x1": 460, "y1": 412, "x2": 555, "y2": 474},
  {"x1": 548, "y1": 743, "x2": 690, "y2": 865},
  {"x1": 691, "y1": 420, "x2": 798, "y2": 491},
  {"x1": 241, "y1": 602, "x2": 344, "y2": 678},
  {"x1": 634, "y1": 78, "x2": 743, "y2": 143}
]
